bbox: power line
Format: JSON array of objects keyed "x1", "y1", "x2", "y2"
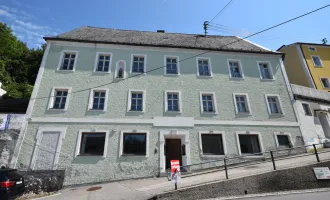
[
  {"x1": 29, "y1": 3, "x2": 330, "y2": 101},
  {"x1": 209, "y1": 0, "x2": 236, "y2": 23}
]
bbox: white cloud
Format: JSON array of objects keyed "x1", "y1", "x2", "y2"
[
  {"x1": 0, "y1": 5, "x2": 32, "y2": 19},
  {"x1": 15, "y1": 19, "x2": 49, "y2": 30},
  {"x1": 0, "y1": 8, "x2": 16, "y2": 20}
]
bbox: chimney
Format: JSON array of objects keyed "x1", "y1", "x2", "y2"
[{"x1": 157, "y1": 30, "x2": 165, "y2": 33}]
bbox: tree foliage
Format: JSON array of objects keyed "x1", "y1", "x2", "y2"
[{"x1": 0, "y1": 22, "x2": 44, "y2": 98}]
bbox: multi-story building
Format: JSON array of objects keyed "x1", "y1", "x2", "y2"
[
  {"x1": 278, "y1": 43, "x2": 330, "y2": 91},
  {"x1": 12, "y1": 27, "x2": 302, "y2": 185}
]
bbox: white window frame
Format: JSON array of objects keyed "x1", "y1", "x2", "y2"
[
  {"x1": 308, "y1": 46, "x2": 317, "y2": 52},
  {"x1": 198, "y1": 131, "x2": 227, "y2": 158},
  {"x1": 114, "y1": 60, "x2": 127, "y2": 79},
  {"x1": 320, "y1": 77, "x2": 330, "y2": 88},
  {"x1": 119, "y1": 130, "x2": 149, "y2": 157},
  {"x1": 164, "y1": 90, "x2": 182, "y2": 113},
  {"x1": 301, "y1": 102, "x2": 312, "y2": 116},
  {"x1": 233, "y1": 93, "x2": 252, "y2": 115},
  {"x1": 236, "y1": 131, "x2": 264, "y2": 157},
  {"x1": 127, "y1": 89, "x2": 146, "y2": 112},
  {"x1": 47, "y1": 87, "x2": 72, "y2": 111},
  {"x1": 311, "y1": 55, "x2": 323, "y2": 67},
  {"x1": 87, "y1": 88, "x2": 109, "y2": 111},
  {"x1": 257, "y1": 61, "x2": 275, "y2": 80},
  {"x1": 199, "y1": 92, "x2": 218, "y2": 114},
  {"x1": 57, "y1": 50, "x2": 78, "y2": 71},
  {"x1": 75, "y1": 129, "x2": 109, "y2": 157},
  {"x1": 228, "y1": 59, "x2": 244, "y2": 79},
  {"x1": 264, "y1": 94, "x2": 284, "y2": 115},
  {"x1": 196, "y1": 57, "x2": 213, "y2": 77},
  {"x1": 274, "y1": 132, "x2": 293, "y2": 148},
  {"x1": 164, "y1": 55, "x2": 180, "y2": 76},
  {"x1": 93, "y1": 52, "x2": 112, "y2": 73},
  {"x1": 130, "y1": 54, "x2": 147, "y2": 74}
]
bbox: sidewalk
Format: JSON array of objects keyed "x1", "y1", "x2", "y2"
[{"x1": 40, "y1": 152, "x2": 330, "y2": 200}]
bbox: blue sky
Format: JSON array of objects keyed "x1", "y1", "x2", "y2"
[{"x1": 0, "y1": 0, "x2": 329, "y2": 50}]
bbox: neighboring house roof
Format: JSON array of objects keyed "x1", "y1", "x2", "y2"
[
  {"x1": 0, "y1": 98, "x2": 29, "y2": 113},
  {"x1": 44, "y1": 26, "x2": 281, "y2": 55},
  {"x1": 291, "y1": 84, "x2": 330, "y2": 103},
  {"x1": 277, "y1": 42, "x2": 330, "y2": 51}
]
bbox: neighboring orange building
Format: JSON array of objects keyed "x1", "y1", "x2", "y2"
[{"x1": 278, "y1": 43, "x2": 330, "y2": 91}]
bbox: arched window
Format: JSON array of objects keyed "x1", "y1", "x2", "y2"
[{"x1": 115, "y1": 60, "x2": 126, "y2": 78}]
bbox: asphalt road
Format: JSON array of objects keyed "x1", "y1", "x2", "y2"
[{"x1": 241, "y1": 191, "x2": 330, "y2": 200}]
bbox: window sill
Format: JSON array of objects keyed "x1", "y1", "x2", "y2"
[
  {"x1": 240, "y1": 153, "x2": 264, "y2": 158},
  {"x1": 92, "y1": 71, "x2": 111, "y2": 75},
  {"x1": 200, "y1": 154, "x2": 225, "y2": 159},
  {"x1": 77, "y1": 154, "x2": 104, "y2": 157},
  {"x1": 87, "y1": 109, "x2": 106, "y2": 112},
  {"x1": 314, "y1": 66, "x2": 323, "y2": 68},
  {"x1": 269, "y1": 113, "x2": 284, "y2": 117},
  {"x1": 201, "y1": 112, "x2": 218, "y2": 115},
  {"x1": 47, "y1": 108, "x2": 67, "y2": 112},
  {"x1": 260, "y1": 78, "x2": 275, "y2": 81},
  {"x1": 229, "y1": 77, "x2": 244, "y2": 80},
  {"x1": 56, "y1": 69, "x2": 75, "y2": 73},
  {"x1": 235, "y1": 112, "x2": 252, "y2": 116},
  {"x1": 165, "y1": 110, "x2": 182, "y2": 114},
  {"x1": 120, "y1": 154, "x2": 148, "y2": 157},
  {"x1": 164, "y1": 74, "x2": 180, "y2": 77},
  {"x1": 130, "y1": 72, "x2": 146, "y2": 75},
  {"x1": 197, "y1": 75, "x2": 213, "y2": 79}
]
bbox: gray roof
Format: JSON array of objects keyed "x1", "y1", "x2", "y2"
[{"x1": 45, "y1": 26, "x2": 280, "y2": 54}]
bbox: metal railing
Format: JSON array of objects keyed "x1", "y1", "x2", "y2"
[{"x1": 166, "y1": 142, "x2": 330, "y2": 181}]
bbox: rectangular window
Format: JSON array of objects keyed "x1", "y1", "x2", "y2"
[
  {"x1": 60, "y1": 52, "x2": 76, "y2": 70},
  {"x1": 165, "y1": 57, "x2": 178, "y2": 75},
  {"x1": 277, "y1": 135, "x2": 290, "y2": 147},
  {"x1": 167, "y1": 93, "x2": 179, "y2": 111},
  {"x1": 132, "y1": 55, "x2": 145, "y2": 73},
  {"x1": 239, "y1": 135, "x2": 261, "y2": 154},
  {"x1": 302, "y1": 103, "x2": 312, "y2": 116},
  {"x1": 79, "y1": 132, "x2": 106, "y2": 156},
  {"x1": 308, "y1": 47, "x2": 316, "y2": 52},
  {"x1": 201, "y1": 94, "x2": 215, "y2": 113},
  {"x1": 201, "y1": 134, "x2": 224, "y2": 155},
  {"x1": 198, "y1": 59, "x2": 211, "y2": 76},
  {"x1": 267, "y1": 96, "x2": 282, "y2": 114},
  {"x1": 312, "y1": 56, "x2": 322, "y2": 67},
  {"x1": 92, "y1": 91, "x2": 106, "y2": 110},
  {"x1": 321, "y1": 78, "x2": 330, "y2": 88},
  {"x1": 229, "y1": 61, "x2": 243, "y2": 78},
  {"x1": 130, "y1": 92, "x2": 143, "y2": 111},
  {"x1": 258, "y1": 62, "x2": 273, "y2": 79},
  {"x1": 53, "y1": 89, "x2": 68, "y2": 109},
  {"x1": 96, "y1": 54, "x2": 111, "y2": 72},
  {"x1": 123, "y1": 133, "x2": 146, "y2": 155},
  {"x1": 235, "y1": 95, "x2": 250, "y2": 113}
]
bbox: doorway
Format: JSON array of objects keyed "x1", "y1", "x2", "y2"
[{"x1": 165, "y1": 139, "x2": 182, "y2": 170}]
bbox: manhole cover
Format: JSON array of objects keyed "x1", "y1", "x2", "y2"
[{"x1": 86, "y1": 186, "x2": 102, "y2": 191}]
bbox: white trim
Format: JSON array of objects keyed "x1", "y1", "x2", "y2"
[
  {"x1": 114, "y1": 60, "x2": 127, "y2": 79},
  {"x1": 236, "y1": 131, "x2": 264, "y2": 156},
  {"x1": 75, "y1": 129, "x2": 109, "y2": 157},
  {"x1": 93, "y1": 52, "x2": 113, "y2": 73},
  {"x1": 29, "y1": 117, "x2": 301, "y2": 127},
  {"x1": 196, "y1": 57, "x2": 213, "y2": 77},
  {"x1": 49, "y1": 40, "x2": 282, "y2": 58},
  {"x1": 320, "y1": 77, "x2": 330, "y2": 88},
  {"x1": 164, "y1": 55, "x2": 180, "y2": 76},
  {"x1": 311, "y1": 55, "x2": 323, "y2": 67},
  {"x1": 127, "y1": 89, "x2": 146, "y2": 112},
  {"x1": 199, "y1": 92, "x2": 218, "y2": 114},
  {"x1": 12, "y1": 43, "x2": 51, "y2": 169},
  {"x1": 227, "y1": 59, "x2": 244, "y2": 79},
  {"x1": 198, "y1": 131, "x2": 227, "y2": 158},
  {"x1": 164, "y1": 90, "x2": 182, "y2": 113},
  {"x1": 308, "y1": 46, "x2": 317, "y2": 52},
  {"x1": 159, "y1": 130, "x2": 190, "y2": 173},
  {"x1": 47, "y1": 87, "x2": 72, "y2": 111},
  {"x1": 264, "y1": 94, "x2": 284, "y2": 116},
  {"x1": 256, "y1": 61, "x2": 275, "y2": 80},
  {"x1": 296, "y1": 44, "x2": 315, "y2": 88},
  {"x1": 119, "y1": 130, "x2": 149, "y2": 157},
  {"x1": 87, "y1": 88, "x2": 109, "y2": 111},
  {"x1": 30, "y1": 127, "x2": 66, "y2": 170},
  {"x1": 56, "y1": 50, "x2": 78, "y2": 71},
  {"x1": 274, "y1": 132, "x2": 293, "y2": 148},
  {"x1": 233, "y1": 93, "x2": 252, "y2": 115},
  {"x1": 130, "y1": 54, "x2": 147, "y2": 74}
]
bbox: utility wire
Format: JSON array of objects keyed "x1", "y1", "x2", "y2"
[
  {"x1": 28, "y1": 3, "x2": 330, "y2": 101},
  {"x1": 209, "y1": 0, "x2": 235, "y2": 23}
]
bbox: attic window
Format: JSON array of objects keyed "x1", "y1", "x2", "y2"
[{"x1": 308, "y1": 47, "x2": 316, "y2": 52}]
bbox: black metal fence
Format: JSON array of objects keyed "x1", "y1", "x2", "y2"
[{"x1": 166, "y1": 142, "x2": 330, "y2": 181}]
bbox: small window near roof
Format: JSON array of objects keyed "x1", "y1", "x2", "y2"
[
  {"x1": 312, "y1": 56, "x2": 322, "y2": 67},
  {"x1": 308, "y1": 47, "x2": 316, "y2": 52},
  {"x1": 197, "y1": 58, "x2": 211, "y2": 76},
  {"x1": 321, "y1": 78, "x2": 330, "y2": 88},
  {"x1": 132, "y1": 55, "x2": 145, "y2": 73},
  {"x1": 258, "y1": 62, "x2": 273, "y2": 80},
  {"x1": 165, "y1": 57, "x2": 179, "y2": 75},
  {"x1": 96, "y1": 54, "x2": 111, "y2": 72},
  {"x1": 229, "y1": 61, "x2": 243, "y2": 78},
  {"x1": 60, "y1": 52, "x2": 76, "y2": 70},
  {"x1": 302, "y1": 103, "x2": 312, "y2": 116}
]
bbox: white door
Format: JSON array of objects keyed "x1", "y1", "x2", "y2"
[{"x1": 34, "y1": 132, "x2": 60, "y2": 170}]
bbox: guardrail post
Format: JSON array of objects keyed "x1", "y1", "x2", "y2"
[
  {"x1": 270, "y1": 150, "x2": 276, "y2": 170},
  {"x1": 224, "y1": 158, "x2": 228, "y2": 179},
  {"x1": 313, "y1": 144, "x2": 320, "y2": 163}
]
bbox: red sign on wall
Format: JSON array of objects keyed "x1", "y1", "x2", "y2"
[{"x1": 171, "y1": 160, "x2": 181, "y2": 183}]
